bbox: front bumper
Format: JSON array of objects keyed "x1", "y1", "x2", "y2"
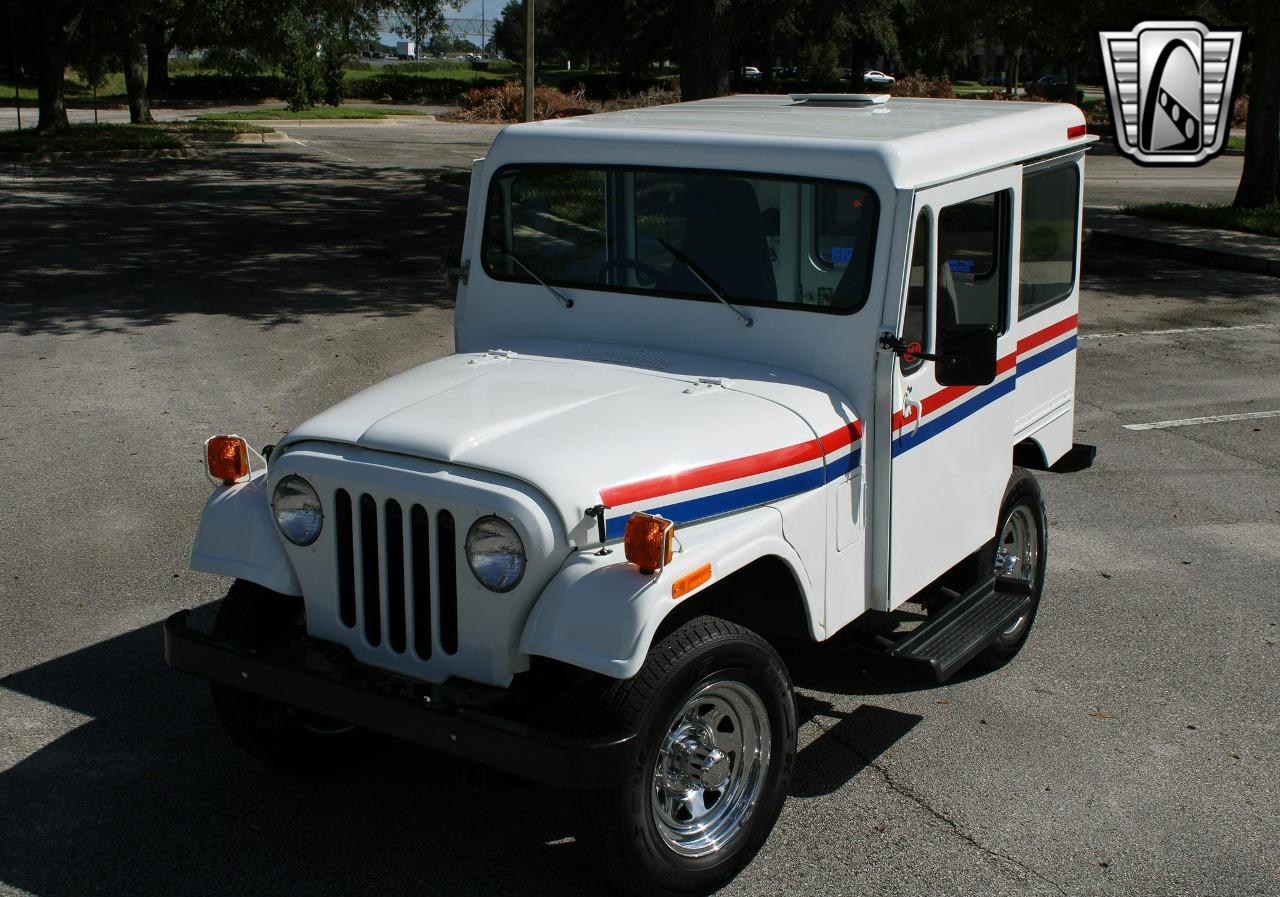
[{"x1": 164, "y1": 610, "x2": 640, "y2": 789}]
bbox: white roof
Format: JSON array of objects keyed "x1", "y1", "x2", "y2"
[{"x1": 490, "y1": 95, "x2": 1094, "y2": 190}]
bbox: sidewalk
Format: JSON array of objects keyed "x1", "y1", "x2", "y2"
[{"x1": 1085, "y1": 207, "x2": 1280, "y2": 277}]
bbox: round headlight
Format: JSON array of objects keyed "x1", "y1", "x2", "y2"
[
  {"x1": 272, "y1": 475, "x2": 323, "y2": 546},
  {"x1": 465, "y1": 516, "x2": 526, "y2": 592}
]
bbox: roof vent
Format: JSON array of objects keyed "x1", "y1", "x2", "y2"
[{"x1": 790, "y1": 93, "x2": 890, "y2": 106}]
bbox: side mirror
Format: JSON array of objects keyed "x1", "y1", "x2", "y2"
[
  {"x1": 440, "y1": 252, "x2": 468, "y2": 291},
  {"x1": 935, "y1": 323, "x2": 997, "y2": 386}
]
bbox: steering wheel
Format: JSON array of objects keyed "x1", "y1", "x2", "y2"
[{"x1": 597, "y1": 259, "x2": 665, "y2": 287}]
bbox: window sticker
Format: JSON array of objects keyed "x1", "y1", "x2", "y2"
[
  {"x1": 830, "y1": 246, "x2": 854, "y2": 264},
  {"x1": 947, "y1": 258, "x2": 975, "y2": 273}
]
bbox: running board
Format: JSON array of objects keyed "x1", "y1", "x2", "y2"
[{"x1": 887, "y1": 575, "x2": 1032, "y2": 682}]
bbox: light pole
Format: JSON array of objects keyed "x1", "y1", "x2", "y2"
[{"x1": 523, "y1": 0, "x2": 534, "y2": 122}]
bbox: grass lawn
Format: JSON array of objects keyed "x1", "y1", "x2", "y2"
[
  {"x1": 1228, "y1": 135, "x2": 1245, "y2": 152},
  {"x1": 0, "y1": 121, "x2": 271, "y2": 154},
  {"x1": 1122, "y1": 203, "x2": 1280, "y2": 239},
  {"x1": 197, "y1": 105, "x2": 424, "y2": 120}
]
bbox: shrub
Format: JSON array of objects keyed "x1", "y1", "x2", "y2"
[
  {"x1": 166, "y1": 73, "x2": 286, "y2": 101},
  {"x1": 445, "y1": 81, "x2": 590, "y2": 122},
  {"x1": 556, "y1": 72, "x2": 676, "y2": 100},
  {"x1": 888, "y1": 72, "x2": 952, "y2": 98},
  {"x1": 341, "y1": 72, "x2": 493, "y2": 103},
  {"x1": 1232, "y1": 94, "x2": 1248, "y2": 126}
]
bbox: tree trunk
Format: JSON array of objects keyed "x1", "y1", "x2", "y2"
[
  {"x1": 35, "y1": 9, "x2": 82, "y2": 132},
  {"x1": 1234, "y1": 0, "x2": 1279, "y2": 208},
  {"x1": 678, "y1": 0, "x2": 730, "y2": 101},
  {"x1": 145, "y1": 25, "x2": 170, "y2": 96},
  {"x1": 120, "y1": 28, "x2": 152, "y2": 123}
]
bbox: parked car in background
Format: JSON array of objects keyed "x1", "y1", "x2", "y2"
[
  {"x1": 742, "y1": 66, "x2": 763, "y2": 80},
  {"x1": 863, "y1": 70, "x2": 895, "y2": 85},
  {"x1": 984, "y1": 71, "x2": 1007, "y2": 86},
  {"x1": 1025, "y1": 74, "x2": 1084, "y2": 104}
]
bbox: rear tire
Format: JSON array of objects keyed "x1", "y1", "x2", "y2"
[
  {"x1": 576, "y1": 616, "x2": 797, "y2": 897},
  {"x1": 209, "y1": 580, "x2": 367, "y2": 771},
  {"x1": 972, "y1": 468, "x2": 1047, "y2": 670}
]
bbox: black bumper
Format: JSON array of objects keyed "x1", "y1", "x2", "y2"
[{"x1": 163, "y1": 610, "x2": 639, "y2": 789}]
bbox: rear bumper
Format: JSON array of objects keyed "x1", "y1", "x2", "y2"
[{"x1": 163, "y1": 610, "x2": 639, "y2": 789}]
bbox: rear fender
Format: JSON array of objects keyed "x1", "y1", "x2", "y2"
[
  {"x1": 519, "y1": 506, "x2": 818, "y2": 679},
  {"x1": 190, "y1": 470, "x2": 301, "y2": 596}
]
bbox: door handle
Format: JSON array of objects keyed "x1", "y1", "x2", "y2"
[{"x1": 903, "y1": 397, "x2": 923, "y2": 435}]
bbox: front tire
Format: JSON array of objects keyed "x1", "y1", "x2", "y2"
[
  {"x1": 209, "y1": 580, "x2": 366, "y2": 771},
  {"x1": 577, "y1": 617, "x2": 797, "y2": 897}
]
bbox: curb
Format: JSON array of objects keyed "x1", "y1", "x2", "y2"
[
  {"x1": 204, "y1": 117, "x2": 402, "y2": 127},
  {"x1": 1085, "y1": 227, "x2": 1280, "y2": 277}
]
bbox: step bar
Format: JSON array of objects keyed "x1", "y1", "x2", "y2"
[{"x1": 887, "y1": 574, "x2": 1033, "y2": 682}]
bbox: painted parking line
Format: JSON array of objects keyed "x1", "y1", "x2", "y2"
[
  {"x1": 1124, "y1": 410, "x2": 1280, "y2": 431},
  {"x1": 1085, "y1": 323, "x2": 1280, "y2": 340}
]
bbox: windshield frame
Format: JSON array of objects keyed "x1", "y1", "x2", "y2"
[{"x1": 479, "y1": 162, "x2": 882, "y2": 318}]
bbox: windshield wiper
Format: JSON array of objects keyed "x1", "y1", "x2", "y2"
[
  {"x1": 494, "y1": 244, "x2": 574, "y2": 308},
  {"x1": 656, "y1": 237, "x2": 753, "y2": 328}
]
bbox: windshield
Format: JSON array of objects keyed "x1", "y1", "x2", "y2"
[{"x1": 482, "y1": 165, "x2": 879, "y2": 314}]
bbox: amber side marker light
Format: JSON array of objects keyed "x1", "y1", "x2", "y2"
[
  {"x1": 672, "y1": 563, "x2": 712, "y2": 599},
  {"x1": 205, "y1": 435, "x2": 250, "y2": 485},
  {"x1": 624, "y1": 512, "x2": 675, "y2": 574}
]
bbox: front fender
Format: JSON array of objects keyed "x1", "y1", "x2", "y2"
[
  {"x1": 519, "y1": 506, "x2": 816, "y2": 679},
  {"x1": 190, "y1": 470, "x2": 301, "y2": 596}
]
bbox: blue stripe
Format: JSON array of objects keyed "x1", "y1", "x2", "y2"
[
  {"x1": 892, "y1": 375, "x2": 1016, "y2": 456},
  {"x1": 601, "y1": 335, "x2": 1076, "y2": 536},
  {"x1": 824, "y1": 446, "x2": 862, "y2": 481},
  {"x1": 605, "y1": 465, "x2": 827, "y2": 538},
  {"x1": 1017, "y1": 334, "x2": 1077, "y2": 377}
]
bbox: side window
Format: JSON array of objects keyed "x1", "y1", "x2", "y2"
[
  {"x1": 901, "y1": 211, "x2": 929, "y2": 375},
  {"x1": 936, "y1": 190, "x2": 1010, "y2": 334},
  {"x1": 1019, "y1": 165, "x2": 1080, "y2": 319}
]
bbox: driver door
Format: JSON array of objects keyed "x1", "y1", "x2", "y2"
[{"x1": 887, "y1": 168, "x2": 1020, "y2": 608}]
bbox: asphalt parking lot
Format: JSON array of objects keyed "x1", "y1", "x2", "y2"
[{"x1": 1, "y1": 130, "x2": 1278, "y2": 897}]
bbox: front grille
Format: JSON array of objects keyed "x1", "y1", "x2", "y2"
[{"x1": 333, "y1": 488, "x2": 458, "y2": 659}]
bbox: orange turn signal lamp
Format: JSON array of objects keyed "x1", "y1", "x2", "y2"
[
  {"x1": 672, "y1": 563, "x2": 713, "y2": 600},
  {"x1": 624, "y1": 512, "x2": 675, "y2": 574},
  {"x1": 205, "y1": 435, "x2": 250, "y2": 485}
]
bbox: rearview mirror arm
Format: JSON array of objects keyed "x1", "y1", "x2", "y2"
[{"x1": 877, "y1": 332, "x2": 962, "y2": 366}]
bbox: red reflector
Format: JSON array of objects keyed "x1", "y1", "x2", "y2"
[{"x1": 1067, "y1": 124, "x2": 1087, "y2": 139}]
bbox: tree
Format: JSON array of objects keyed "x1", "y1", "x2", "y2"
[
  {"x1": 1234, "y1": 0, "x2": 1278, "y2": 208},
  {"x1": 678, "y1": 0, "x2": 730, "y2": 100},
  {"x1": 5, "y1": 0, "x2": 86, "y2": 131},
  {"x1": 392, "y1": 0, "x2": 459, "y2": 58}
]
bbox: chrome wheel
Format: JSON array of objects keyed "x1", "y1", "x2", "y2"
[
  {"x1": 651, "y1": 679, "x2": 772, "y2": 858},
  {"x1": 993, "y1": 504, "x2": 1039, "y2": 636}
]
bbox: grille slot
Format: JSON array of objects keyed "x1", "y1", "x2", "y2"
[
  {"x1": 335, "y1": 489, "x2": 356, "y2": 627},
  {"x1": 385, "y1": 499, "x2": 406, "y2": 654},
  {"x1": 411, "y1": 504, "x2": 433, "y2": 660},
  {"x1": 359, "y1": 494, "x2": 381, "y2": 646},
  {"x1": 437, "y1": 510, "x2": 459, "y2": 655},
  {"x1": 334, "y1": 491, "x2": 459, "y2": 661}
]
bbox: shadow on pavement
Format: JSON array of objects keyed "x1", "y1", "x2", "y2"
[
  {"x1": 0, "y1": 152, "x2": 462, "y2": 337},
  {"x1": 0, "y1": 616, "x2": 923, "y2": 897}
]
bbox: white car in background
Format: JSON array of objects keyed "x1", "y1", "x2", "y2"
[{"x1": 863, "y1": 70, "x2": 895, "y2": 85}]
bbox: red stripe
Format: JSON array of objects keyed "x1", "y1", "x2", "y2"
[
  {"x1": 1018, "y1": 313, "x2": 1078, "y2": 355},
  {"x1": 601, "y1": 421, "x2": 861, "y2": 507},
  {"x1": 891, "y1": 315, "x2": 1076, "y2": 432}
]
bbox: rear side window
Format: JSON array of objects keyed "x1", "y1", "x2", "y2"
[
  {"x1": 936, "y1": 190, "x2": 1009, "y2": 334},
  {"x1": 1019, "y1": 164, "x2": 1080, "y2": 319}
]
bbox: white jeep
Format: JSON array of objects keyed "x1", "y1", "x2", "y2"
[{"x1": 167, "y1": 94, "x2": 1096, "y2": 895}]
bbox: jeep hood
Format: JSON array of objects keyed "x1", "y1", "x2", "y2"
[{"x1": 279, "y1": 339, "x2": 858, "y2": 541}]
